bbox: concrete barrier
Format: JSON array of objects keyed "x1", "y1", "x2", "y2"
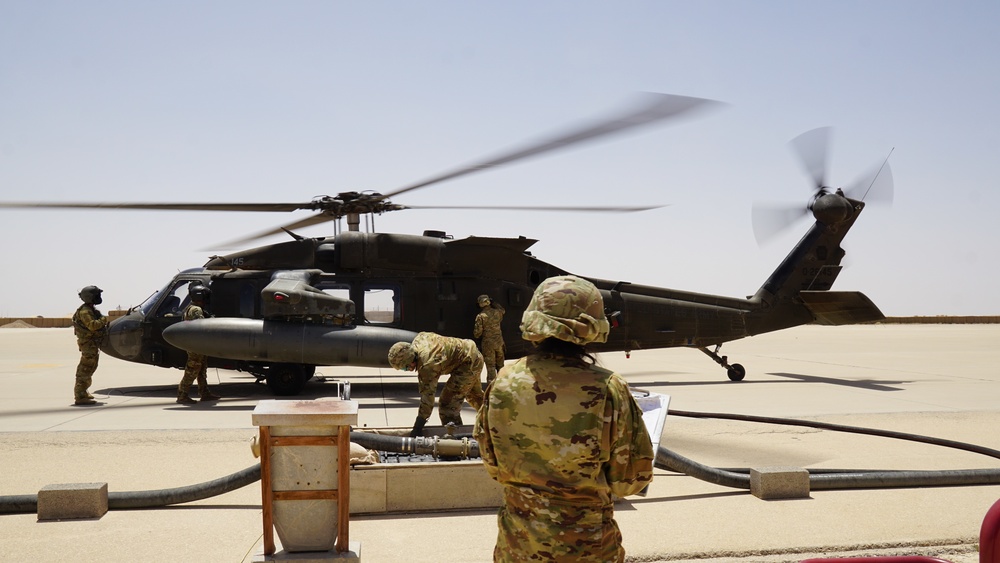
[{"x1": 37, "y1": 483, "x2": 109, "y2": 521}]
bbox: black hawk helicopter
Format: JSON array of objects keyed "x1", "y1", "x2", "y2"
[{"x1": 0, "y1": 94, "x2": 892, "y2": 395}]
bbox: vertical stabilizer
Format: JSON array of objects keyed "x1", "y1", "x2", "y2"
[{"x1": 753, "y1": 197, "x2": 864, "y2": 307}]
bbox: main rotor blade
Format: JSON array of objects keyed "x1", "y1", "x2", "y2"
[
  {"x1": 382, "y1": 93, "x2": 724, "y2": 200},
  {"x1": 209, "y1": 213, "x2": 334, "y2": 249},
  {"x1": 401, "y1": 204, "x2": 667, "y2": 213},
  {"x1": 789, "y1": 127, "x2": 832, "y2": 190},
  {"x1": 0, "y1": 201, "x2": 312, "y2": 212},
  {"x1": 751, "y1": 202, "x2": 810, "y2": 245}
]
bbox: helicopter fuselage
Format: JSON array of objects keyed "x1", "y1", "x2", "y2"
[{"x1": 100, "y1": 197, "x2": 884, "y2": 395}]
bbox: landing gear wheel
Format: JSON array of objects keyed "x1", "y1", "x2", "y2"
[
  {"x1": 727, "y1": 363, "x2": 746, "y2": 382},
  {"x1": 266, "y1": 364, "x2": 308, "y2": 396}
]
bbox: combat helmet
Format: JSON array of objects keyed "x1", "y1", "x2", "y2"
[
  {"x1": 189, "y1": 283, "x2": 211, "y2": 303},
  {"x1": 387, "y1": 342, "x2": 417, "y2": 370},
  {"x1": 477, "y1": 294, "x2": 491, "y2": 307},
  {"x1": 78, "y1": 285, "x2": 103, "y2": 305},
  {"x1": 520, "y1": 275, "x2": 609, "y2": 345}
]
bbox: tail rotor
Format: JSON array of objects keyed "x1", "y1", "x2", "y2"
[{"x1": 752, "y1": 127, "x2": 893, "y2": 245}]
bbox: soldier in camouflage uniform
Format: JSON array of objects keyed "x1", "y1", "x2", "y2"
[
  {"x1": 474, "y1": 275, "x2": 654, "y2": 563},
  {"x1": 72, "y1": 285, "x2": 109, "y2": 406},
  {"x1": 388, "y1": 332, "x2": 485, "y2": 436},
  {"x1": 176, "y1": 284, "x2": 221, "y2": 404},
  {"x1": 473, "y1": 294, "x2": 506, "y2": 384}
]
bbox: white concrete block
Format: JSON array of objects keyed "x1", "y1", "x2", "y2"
[
  {"x1": 37, "y1": 482, "x2": 108, "y2": 521},
  {"x1": 749, "y1": 466, "x2": 810, "y2": 500}
]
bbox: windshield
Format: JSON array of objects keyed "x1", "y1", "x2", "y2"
[{"x1": 138, "y1": 284, "x2": 168, "y2": 316}]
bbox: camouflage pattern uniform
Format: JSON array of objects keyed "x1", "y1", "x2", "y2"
[
  {"x1": 474, "y1": 295, "x2": 506, "y2": 384},
  {"x1": 72, "y1": 301, "x2": 108, "y2": 404},
  {"x1": 176, "y1": 301, "x2": 217, "y2": 402},
  {"x1": 409, "y1": 332, "x2": 485, "y2": 425},
  {"x1": 474, "y1": 276, "x2": 654, "y2": 562}
]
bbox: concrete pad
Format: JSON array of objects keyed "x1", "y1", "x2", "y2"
[
  {"x1": 252, "y1": 541, "x2": 361, "y2": 562},
  {"x1": 2, "y1": 325, "x2": 1000, "y2": 563}
]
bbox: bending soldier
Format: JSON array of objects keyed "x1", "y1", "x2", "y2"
[
  {"x1": 387, "y1": 332, "x2": 485, "y2": 436},
  {"x1": 475, "y1": 275, "x2": 654, "y2": 563},
  {"x1": 473, "y1": 294, "x2": 506, "y2": 384},
  {"x1": 176, "y1": 284, "x2": 221, "y2": 404},
  {"x1": 72, "y1": 285, "x2": 109, "y2": 406}
]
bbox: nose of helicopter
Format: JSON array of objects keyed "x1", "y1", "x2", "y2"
[{"x1": 100, "y1": 310, "x2": 145, "y2": 361}]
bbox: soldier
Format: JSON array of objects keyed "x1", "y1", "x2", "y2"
[
  {"x1": 72, "y1": 285, "x2": 109, "y2": 406},
  {"x1": 176, "y1": 284, "x2": 221, "y2": 404},
  {"x1": 473, "y1": 294, "x2": 506, "y2": 384},
  {"x1": 387, "y1": 332, "x2": 485, "y2": 437},
  {"x1": 474, "y1": 275, "x2": 654, "y2": 563}
]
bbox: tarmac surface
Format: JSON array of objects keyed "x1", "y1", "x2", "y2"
[{"x1": 1, "y1": 323, "x2": 999, "y2": 562}]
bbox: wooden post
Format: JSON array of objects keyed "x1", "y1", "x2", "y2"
[
  {"x1": 259, "y1": 425, "x2": 275, "y2": 556},
  {"x1": 337, "y1": 424, "x2": 350, "y2": 553}
]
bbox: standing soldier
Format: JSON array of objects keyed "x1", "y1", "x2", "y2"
[
  {"x1": 473, "y1": 294, "x2": 506, "y2": 384},
  {"x1": 475, "y1": 275, "x2": 654, "y2": 562},
  {"x1": 72, "y1": 285, "x2": 109, "y2": 406},
  {"x1": 387, "y1": 332, "x2": 485, "y2": 436},
  {"x1": 176, "y1": 284, "x2": 221, "y2": 404}
]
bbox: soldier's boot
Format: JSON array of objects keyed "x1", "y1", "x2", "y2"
[
  {"x1": 199, "y1": 389, "x2": 221, "y2": 402},
  {"x1": 176, "y1": 392, "x2": 197, "y2": 405},
  {"x1": 74, "y1": 397, "x2": 97, "y2": 406},
  {"x1": 410, "y1": 416, "x2": 428, "y2": 438},
  {"x1": 440, "y1": 413, "x2": 463, "y2": 427}
]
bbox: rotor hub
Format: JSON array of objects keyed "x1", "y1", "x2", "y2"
[{"x1": 810, "y1": 189, "x2": 855, "y2": 226}]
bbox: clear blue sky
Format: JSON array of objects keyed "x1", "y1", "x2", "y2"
[{"x1": 1, "y1": 1, "x2": 997, "y2": 318}]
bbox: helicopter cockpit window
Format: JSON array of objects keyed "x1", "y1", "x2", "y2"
[
  {"x1": 155, "y1": 280, "x2": 193, "y2": 318},
  {"x1": 138, "y1": 288, "x2": 164, "y2": 316},
  {"x1": 364, "y1": 285, "x2": 399, "y2": 324}
]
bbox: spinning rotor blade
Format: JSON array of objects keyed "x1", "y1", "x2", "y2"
[
  {"x1": 0, "y1": 201, "x2": 312, "y2": 212},
  {"x1": 382, "y1": 93, "x2": 723, "y2": 200},
  {"x1": 844, "y1": 158, "x2": 894, "y2": 205},
  {"x1": 790, "y1": 127, "x2": 832, "y2": 190},
  {"x1": 751, "y1": 202, "x2": 810, "y2": 245},
  {"x1": 210, "y1": 213, "x2": 334, "y2": 249},
  {"x1": 402, "y1": 204, "x2": 666, "y2": 213}
]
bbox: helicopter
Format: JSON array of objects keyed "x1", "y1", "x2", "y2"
[{"x1": 0, "y1": 93, "x2": 892, "y2": 395}]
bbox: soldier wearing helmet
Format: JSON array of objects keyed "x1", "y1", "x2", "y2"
[
  {"x1": 388, "y1": 332, "x2": 485, "y2": 437},
  {"x1": 473, "y1": 294, "x2": 506, "y2": 385},
  {"x1": 175, "y1": 283, "x2": 221, "y2": 404},
  {"x1": 72, "y1": 285, "x2": 109, "y2": 406},
  {"x1": 474, "y1": 275, "x2": 653, "y2": 563}
]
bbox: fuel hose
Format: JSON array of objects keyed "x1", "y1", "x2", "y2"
[
  {"x1": 0, "y1": 431, "x2": 475, "y2": 515},
  {"x1": 4, "y1": 413, "x2": 1000, "y2": 515},
  {"x1": 657, "y1": 409, "x2": 1000, "y2": 490}
]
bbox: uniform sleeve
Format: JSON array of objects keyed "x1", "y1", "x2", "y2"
[
  {"x1": 473, "y1": 385, "x2": 499, "y2": 480},
  {"x1": 77, "y1": 307, "x2": 109, "y2": 331},
  {"x1": 473, "y1": 314, "x2": 484, "y2": 338},
  {"x1": 604, "y1": 374, "x2": 654, "y2": 497}
]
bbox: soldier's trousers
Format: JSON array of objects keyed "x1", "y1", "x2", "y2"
[
  {"x1": 179, "y1": 352, "x2": 209, "y2": 396},
  {"x1": 75, "y1": 342, "x2": 100, "y2": 400},
  {"x1": 481, "y1": 339, "x2": 505, "y2": 384},
  {"x1": 418, "y1": 356, "x2": 485, "y2": 424},
  {"x1": 494, "y1": 488, "x2": 624, "y2": 563}
]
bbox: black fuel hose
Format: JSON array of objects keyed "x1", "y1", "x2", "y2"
[
  {"x1": 657, "y1": 409, "x2": 1000, "y2": 491},
  {"x1": 5, "y1": 413, "x2": 1000, "y2": 515},
  {"x1": 0, "y1": 464, "x2": 262, "y2": 514},
  {"x1": 0, "y1": 431, "x2": 472, "y2": 515}
]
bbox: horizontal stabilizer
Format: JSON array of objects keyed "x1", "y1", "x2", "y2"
[{"x1": 799, "y1": 291, "x2": 885, "y2": 325}]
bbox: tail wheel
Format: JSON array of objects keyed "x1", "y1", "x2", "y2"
[{"x1": 727, "y1": 364, "x2": 746, "y2": 382}]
